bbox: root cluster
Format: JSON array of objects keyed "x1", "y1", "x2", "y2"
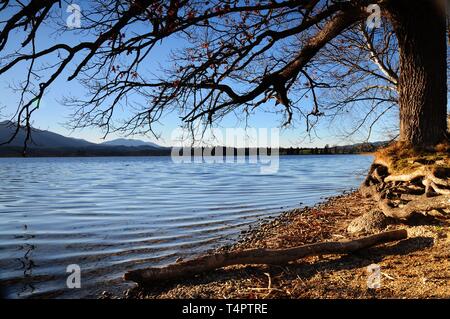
[{"x1": 361, "y1": 158, "x2": 450, "y2": 219}]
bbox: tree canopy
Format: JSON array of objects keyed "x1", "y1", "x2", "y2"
[{"x1": 0, "y1": 0, "x2": 447, "y2": 148}]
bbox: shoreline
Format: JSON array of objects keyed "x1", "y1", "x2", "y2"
[
  {"x1": 0, "y1": 153, "x2": 374, "y2": 158},
  {"x1": 122, "y1": 191, "x2": 450, "y2": 299}
]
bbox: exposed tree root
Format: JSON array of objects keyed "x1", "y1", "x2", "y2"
[
  {"x1": 361, "y1": 154, "x2": 450, "y2": 219},
  {"x1": 123, "y1": 230, "x2": 407, "y2": 284}
]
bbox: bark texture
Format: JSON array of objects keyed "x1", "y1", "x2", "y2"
[{"x1": 386, "y1": 0, "x2": 447, "y2": 147}]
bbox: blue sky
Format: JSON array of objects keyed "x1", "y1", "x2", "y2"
[{"x1": 0, "y1": 2, "x2": 395, "y2": 148}]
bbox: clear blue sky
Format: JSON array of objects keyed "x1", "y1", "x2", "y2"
[{"x1": 0, "y1": 2, "x2": 395, "y2": 148}]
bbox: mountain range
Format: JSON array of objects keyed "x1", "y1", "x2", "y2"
[
  {"x1": 101, "y1": 138, "x2": 163, "y2": 148},
  {"x1": 0, "y1": 120, "x2": 96, "y2": 148},
  {"x1": 0, "y1": 121, "x2": 169, "y2": 156}
]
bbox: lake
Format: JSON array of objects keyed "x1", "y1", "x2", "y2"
[{"x1": 0, "y1": 155, "x2": 373, "y2": 298}]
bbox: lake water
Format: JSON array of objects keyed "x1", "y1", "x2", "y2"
[{"x1": 0, "y1": 155, "x2": 373, "y2": 298}]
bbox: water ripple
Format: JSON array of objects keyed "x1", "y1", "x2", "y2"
[{"x1": 0, "y1": 155, "x2": 372, "y2": 298}]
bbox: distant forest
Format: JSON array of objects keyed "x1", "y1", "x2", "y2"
[
  {"x1": 177, "y1": 142, "x2": 386, "y2": 157},
  {"x1": 0, "y1": 142, "x2": 386, "y2": 157}
]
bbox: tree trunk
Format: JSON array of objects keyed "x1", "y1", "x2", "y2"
[{"x1": 387, "y1": 0, "x2": 447, "y2": 148}]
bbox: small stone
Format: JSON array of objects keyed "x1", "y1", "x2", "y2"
[{"x1": 347, "y1": 211, "x2": 392, "y2": 234}]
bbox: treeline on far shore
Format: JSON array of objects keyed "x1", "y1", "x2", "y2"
[
  {"x1": 0, "y1": 142, "x2": 386, "y2": 157},
  {"x1": 175, "y1": 143, "x2": 384, "y2": 157},
  {"x1": 279, "y1": 143, "x2": 384, "y2": 155}
]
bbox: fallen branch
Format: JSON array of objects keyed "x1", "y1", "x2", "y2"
[{"x1": 123, "y1": 229, "x2": 407, "y2": 284}]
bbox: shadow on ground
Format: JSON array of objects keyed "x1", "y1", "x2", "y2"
[{"x1": 129, "y1": 236, "x2": 434, "y2": 298}]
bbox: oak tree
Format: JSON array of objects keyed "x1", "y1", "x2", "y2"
[{"x1": 0, "y1": 0, "x2": 447, "y2": 148}]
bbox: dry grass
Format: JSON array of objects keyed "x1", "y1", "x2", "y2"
[{"x1": 375, "y1": 141, "x2": 450, "y2": 174}]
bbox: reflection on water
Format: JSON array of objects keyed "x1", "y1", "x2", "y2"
[
  {"x1": 0, "y1": 155, "x2": 372, "y2": 298},
  {"x1": 17, "y1": 224, "x2": 36, "y2": 295}
]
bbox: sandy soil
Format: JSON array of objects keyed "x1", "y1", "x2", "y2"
[{"x1": 123, "y1": 191, "x2": 450, "y2": 299}]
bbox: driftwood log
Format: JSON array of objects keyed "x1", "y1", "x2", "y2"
[{"x1": 124, "y1": 229, "x2": 407, "y2": 284}]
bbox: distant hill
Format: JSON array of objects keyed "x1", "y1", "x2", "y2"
[
  {"x1": 0, "y1": 121, "x2": 95, "y2": 148},
  {"x1": 0, "y1": 121, "x2": 169, "y2": 156},
  {"x1": 101, "y1": 138, "x2": 163, "y2": 148}
]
